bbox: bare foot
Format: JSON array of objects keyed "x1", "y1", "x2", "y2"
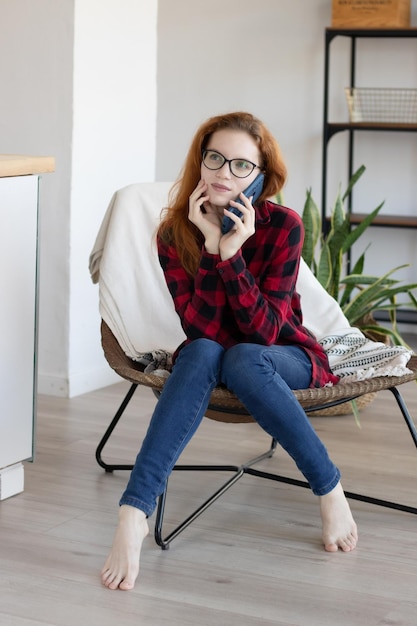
[
  {"x1": 320, "y1": 482, "x2": 358, "y2": 552},
  {"x1": 101, "y1": 504, "x2": 149, "y2": 590}
]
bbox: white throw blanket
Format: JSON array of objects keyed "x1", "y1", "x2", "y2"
[
  {"x1": 89, "y1": 182, "x2": 413, "y2": 382},
  {"x1": 319, "y1": 328, "x2": 412, "y2": 382},
  {"x1": 89, "y1": 182, "x2": 185, "y2": 355}
]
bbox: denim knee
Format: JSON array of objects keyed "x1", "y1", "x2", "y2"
[
  {"x1": 220, "y1": 344, "x2": 266, "y2": 397},
  {"x1": 176, "y1": 338, "x2": 225, "y2": 380},
  {"x1": 221, "y1": 343, "x2": 255, "y2": 374},
  {"x1": 222, "y1": 343, "x2": 312, "y2": 392}
]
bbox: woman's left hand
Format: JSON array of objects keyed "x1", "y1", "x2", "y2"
[{"x1": 219, "y1": 192, "x2": 256, "y2": 261}]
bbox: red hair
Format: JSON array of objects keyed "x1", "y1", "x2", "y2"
[{"x1": 158, "y1": 111, "x2": 287, "y2": 276}]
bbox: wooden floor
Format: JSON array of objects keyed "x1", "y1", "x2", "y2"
[{"x1": 1, "y1": 359, "x2": 417, "y2": 625}]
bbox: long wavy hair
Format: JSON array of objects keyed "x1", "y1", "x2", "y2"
[{"x1": 158, "y1": 111, "x2": 287, "y2": 276}]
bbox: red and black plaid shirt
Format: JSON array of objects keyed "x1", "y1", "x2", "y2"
[{"x1": 157, "y1": 200, "x2": 339, "y2": 388}]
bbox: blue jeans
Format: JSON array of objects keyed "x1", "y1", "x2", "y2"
[{"x1": 120, "y1": 339, "x2": 340, "y2": 516}]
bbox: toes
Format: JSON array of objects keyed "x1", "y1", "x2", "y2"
[
  {"x1": 324, "y1": 542, "x2": 338, "y2": 552},
  {"x1": 101, "y1": 567, "x2": 121, "y2": 589},
  {"x1": 119, "y1": 578, "x2": 135, "y2": 591},
  {"x1": 101, "y1": 565, "x2": 137, "y2": 590},
  {"x1": 100, "y1": 568, "x2": 112, "y2": 587},
  {"x1": 343, "y1": 530, "x2": 358, "y2": 550},
  {"x1": 324, "y1": 533, "x2": 358, "y2": 552}
]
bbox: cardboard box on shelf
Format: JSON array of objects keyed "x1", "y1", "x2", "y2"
[{"x1": 331, "y1": 0, "x2": 411, "y2": 28}]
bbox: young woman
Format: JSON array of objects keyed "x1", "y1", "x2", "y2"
[{"x1": 101, "y1": 111, "x2": 358, "y2": 591}]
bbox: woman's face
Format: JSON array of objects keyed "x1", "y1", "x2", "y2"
[{"x1": 201, "y1": 129, "x2": 262, "y2": 209}]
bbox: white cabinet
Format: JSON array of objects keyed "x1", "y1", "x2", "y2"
[{"x1": 0, "y1": 156, "x2": 54, "y2": 499}]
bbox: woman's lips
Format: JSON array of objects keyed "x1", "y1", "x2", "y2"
[{"x1": 211, "y1": 183, "x2": 231, "y2": 193}]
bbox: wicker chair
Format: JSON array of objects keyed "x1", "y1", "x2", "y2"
[
  {"x1": 97, "y1": 320, "x2": 417, "y2": 550},
  {"x1": 91, "y1": 182, "x2": 417, "y2": 550}
]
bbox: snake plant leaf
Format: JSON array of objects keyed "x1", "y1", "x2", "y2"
[
  {"x1": 342, "y1": 265, "x2": 417, "y2": 325},
  {"x1": 357, "y1": 322, "x2": 409, "y2": 347},
  {"x1": 301, "y1": 165, "x2": 417, "y2": 347},
  {"x1": 330, "y1": 189, "x2": 347, "y2": 233},
  {"x1": 342, "y1": 202, "x2": 385, "y2": 253},
  {"x1": 341, "y1": 268, "x2": 399, "y2": 314},
  {"x1": 350, "y1": 399, "x2": 362, "y2": 429},
  {"x1": 341, "y1": 272, "x2": 398, "y2": 284},
  {"x1": 316, "y1": 241, "x2": 332, "y2": 291},
  {"x1": 410, "y1": 290, "x2": 417, "y2": 310},
  {"x1": 339, "y1": 252, "x2": 367, "y2": 308},
  {"x1": 389, "y1": 299, "x2": 397, "y2": 329},
  {"x1": 328, "y1": 217, "x2": 350, "y2": 261},
  {"x1": 301, "y1": 188, "x2": 320, "y2": 268},
  {"x1": 343, "y1": 282, "x2": 394, "y2": 323},
  {"x1": 328, "y1": 195, "x2": 349, "y2": 254},
  {"x1": 341, "y1": 164, "x2": 366, "y2": 202},
  {"x1": 347, "y1": 300, "x2": 412, "y2": 327},
  {"x1": 330, "y1": 248, "x2": 344, "y2": 301},
  {"x1": 324, "y1": 193, "x2": 350, "y2": 299}
]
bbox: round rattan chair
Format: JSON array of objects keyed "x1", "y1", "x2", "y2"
[{"x1": 96, "y1": 320, "x2": 417, "y2": 549}]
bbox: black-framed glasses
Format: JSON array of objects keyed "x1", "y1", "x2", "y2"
[{"x1": 202, "y1": 149, "x2": 261, "y2": 178}]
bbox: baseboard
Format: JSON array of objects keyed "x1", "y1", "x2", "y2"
[
  {"x1": 0, "y1": 463, "x2": 24, "y2": 500},
  {"x1": 37, "y1": 367, "x2": 121, "y2": 398},
  {"x1": 37, "y1": 373, "x2": 69, "y2": 397}
]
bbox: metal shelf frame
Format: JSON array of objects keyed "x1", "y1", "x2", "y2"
[{"x1": 322, "y1": 27, "x2": 417, "y2": 230}]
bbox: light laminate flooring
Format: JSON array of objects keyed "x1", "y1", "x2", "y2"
[{"x1": 1, "y1": 358, "x2": 417, "y2": 625}]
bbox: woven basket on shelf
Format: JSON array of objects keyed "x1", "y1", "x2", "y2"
[{"x1": 345, "y1": 87, "x2": 417, "y2": 125}]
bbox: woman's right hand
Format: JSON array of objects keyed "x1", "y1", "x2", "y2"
[{"x1": 188, "y1": 180, "x2": 222, "y2": 253}]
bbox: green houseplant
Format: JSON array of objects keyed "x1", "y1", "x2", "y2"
[{"x1": 301, "y1": 165, "x2": 417, "y2": 347}]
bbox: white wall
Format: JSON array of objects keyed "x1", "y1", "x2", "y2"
[
  {"x1": 0, "y1": 0, "x2": 158, "y2": 396},
  {"x1": 156, "y1": 0, "x2": 330, "y2": 213},
  {"x1": 69, "y1": 0, "x2": 158, "y2": 396},
  {"x1": 0, "y1": 0, "x2": 74, "y2": 395}
]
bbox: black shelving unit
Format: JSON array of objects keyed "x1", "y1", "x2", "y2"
[
  {"x1": 322, "y1": 28, "x2": 417, "y2": 326},
  {"x1": 322, "y1": 27, "x2": 417, "y2": 229}
]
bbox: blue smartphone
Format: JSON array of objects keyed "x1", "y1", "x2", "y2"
[{"x1": 221, "y1": 173, "x2": 265, "y2": 234}]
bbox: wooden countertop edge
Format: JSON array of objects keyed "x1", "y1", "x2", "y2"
[{"x1": 0, "y1": 155, "x2": 55, "y2": 178}]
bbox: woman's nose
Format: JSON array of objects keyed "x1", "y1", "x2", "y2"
[{"x1": 216, "y1": 161, "x2": 231, "y2": 178}]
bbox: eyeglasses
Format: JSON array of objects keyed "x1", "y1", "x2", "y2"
[{"x1": 202, "y1": 149, "x2": 261, "y2": 178}]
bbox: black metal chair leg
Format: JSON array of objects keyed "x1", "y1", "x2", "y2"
[
  {"x1": 153, "y1": 386, "x2": 417, "y2": 549},
  {"x1": 389, "y1": 386, "x2": 417, "y2": 447},
  {"x1": 244, "y1": 385, "x2": 417, "y2": 516},
  {"x1": 154, "y1": 469, "x2": 246, "y2": 550},
  {"x1": 154, "y1": 438, "x2": 277, "y2": 549},
  {"x1": 95, "y1": 382, "x2": 137, "y2": 471},
  {"x1": 98, "y1": 381, "x2": 417, "y2": 550}
]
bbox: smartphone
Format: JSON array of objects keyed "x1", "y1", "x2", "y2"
[{"x1": 221, "y1": 173, "x2": 265, "y2": 234}]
